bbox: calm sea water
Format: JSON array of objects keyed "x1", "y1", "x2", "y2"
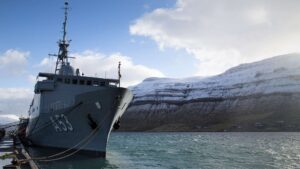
[{"x1": 1, "y1": 132, "x2": 300, "y2": 169}]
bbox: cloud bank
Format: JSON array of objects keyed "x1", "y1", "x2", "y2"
[
  {"x1": 0, "y1": 50, "x2": 32, "y2": 119},
  {"x1": 130, "y1": 0, "x2": 300, "y2": 76},
  {"x1": 0, "y1": 114, "x2": 20, "y2": 124},
  {"x1": 0, "y1": 88, "x2": 32, "y2": 117},
  {"x1": 0, "y1": 49, "x2": 29, "y2": 76}
]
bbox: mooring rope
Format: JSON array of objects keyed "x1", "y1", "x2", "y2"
[
  {"x1": 20, "y1": 107, "x2": 113, "y2": 163},
  {"x1": 38, "y1": 127, "x2": 99, "y2": 162},
  {"x1": 20, "y1": 125, "x2": 98, "y2": 163}
]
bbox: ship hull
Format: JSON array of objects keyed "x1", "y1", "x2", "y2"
[{"x1": 26, "y1": 87, "x2": 133, "y2": 157}]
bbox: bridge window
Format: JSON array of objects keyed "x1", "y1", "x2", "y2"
[
  {"x1": 109, "y1": 82, "x2": 117, "y2": 86},
  {"x1": 79, "y1": 79, "x2": 85, "y2": 85},
  {"x1": 65, "y1": 78, "x2": 71, "y2": 84},
  {"x1": 93, "y1": 81, "x2": 99, "y2": 86},
  {"x1": 72, "y1": 79, "x2": 78, "y2": 84},
  {"x1": 87, "y1": 80, "x2": 92, "y2": 85},
  {"x1": 57, "y1": 78, "x2": 63, "y2": 82},
  {"x1": 100, "y1": 82, "x2": 106, "y2": 86}
]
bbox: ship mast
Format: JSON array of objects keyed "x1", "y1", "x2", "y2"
[{"x1": 55, "y1": 1, "x2": 71, "y2": 74}]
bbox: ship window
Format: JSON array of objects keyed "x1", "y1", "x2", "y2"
[
  {"x1": 57, "y1": 78, "x2": 63, "y2": 82},
  {"x1": 79, "y1": 79, "x2": 85, "y2": 85},
  {"x1": 109, "y1": 82, "x2": 117, "y2": 86},
  {"x1": 93, "y1": 81, "x2": 99, "y2": 86},
  {"x1": 100, "y1": 81, "x2": 106, "y2": 86},
  {"x1": 65, "y1": 78, "x2": 71, "y2": 84},
  {"x1": 87, "y1": 80, "x2": 92, "y2": 85},
  {"x1": 48, "y1": 77, "x2": 53, "y2": 80},
  {"x1": 72, "y1": 79, "x2": 78, "y2": 84}
]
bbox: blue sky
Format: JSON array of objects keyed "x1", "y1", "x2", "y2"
[
  {"x1": 0, "y1": 0, "x2": 198, "y2": 88},
  {"x1": 1, "y1": 0, "x2": 300, "y2": 118}
]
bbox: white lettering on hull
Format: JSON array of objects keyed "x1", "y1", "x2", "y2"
[{"x1": 50, "y1": 114, "x2": 73, "y2": 132}]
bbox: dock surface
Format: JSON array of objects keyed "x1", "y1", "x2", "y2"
[{"x1": 0, "y1": 137, "x2": 39, "y2": 169}]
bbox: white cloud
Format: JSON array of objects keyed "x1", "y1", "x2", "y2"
[
  {"x1": 39, "y1": 50, "x2": 165, "y2": 86},
  {"x1": 36, "y1": 57, "x2": 56, "y2": 73},
  {"x1": 27, "y1": 74, "x2": 37, "y2": 84},
  {"x1": 0, "y1": 114, "x2": 20, "y2": 120},
  {"x1": 130, "y1": 0, "x2": 300, "y2": 76},
  {"x1": 0, "y1": 114, "x2": 20, "y2": 124},
  {"x1": 0, "y1": 88, "x2": 32, "y2": 100},
  {"x1": 0, "y1": 50, "x2": 32, "y2": 117},
  {"x1": 71, "y1": 51, "x2": 164, "y2": 86},
  {"x1": 0, "y1": 49, "x2": 29, "y2": 76},
  {"x1": 246, "y1": 7, "x2": 268, "y2": 25},
  {"x1": 0, "y1": 88, "x2": 32, "y2": 117}
]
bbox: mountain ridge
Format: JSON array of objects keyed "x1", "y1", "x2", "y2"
[{"x1": 120, "y1": 53, "x2": 300, "y2": 131}]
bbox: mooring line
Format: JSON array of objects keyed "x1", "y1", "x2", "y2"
[{"x1": 20, "y1": 107, "x2": 112, "y2": 163}]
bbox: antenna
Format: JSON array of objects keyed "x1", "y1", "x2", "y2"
[
  {"x1": 54, "y1": 0, "x2": 72, "y2": 74},
  {"x1": 62, "y1": 1, "x2": 68, "y2": 43},
  {"x1": 118, "y1": 61, "x2": 122, "y2": 87}
]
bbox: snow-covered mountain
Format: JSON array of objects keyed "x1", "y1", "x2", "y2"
[
  {"x1": 0, "y1": 114, "x2": 19, "y2": 125},
  {"x1": 121, "y1": 54, "x2": 300, "y2": 131}
]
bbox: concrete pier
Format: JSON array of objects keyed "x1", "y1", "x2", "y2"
[{"x1": 1, "y1": 136, "x2": 38, "y2": 169}]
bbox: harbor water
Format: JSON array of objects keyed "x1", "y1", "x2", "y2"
[{"x1": 1, "y1": 132, "x2": 300, "y2": 169}]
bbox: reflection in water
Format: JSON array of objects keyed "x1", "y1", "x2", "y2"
[
  {"x1": 27, "y1": 147, "x2": 118, "y2": 169},
  {"x1": 0, "y1": 139, "x2": 14, "y2": 168},
  {"x1": 0, "y1": 152, "x2": 13, "y2": 168}
]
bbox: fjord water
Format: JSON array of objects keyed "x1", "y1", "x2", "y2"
[{"x1": 4, "y1": 132, "x2": 300, "y2": 169}]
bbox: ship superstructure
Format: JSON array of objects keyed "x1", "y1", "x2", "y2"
[{"x1": 25, "y1": 2, "x2": 133, "y2": 157}]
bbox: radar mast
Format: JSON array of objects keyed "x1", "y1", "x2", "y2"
[{"x1": 54, "y1": 1, "x2": 74, "y2": 75}]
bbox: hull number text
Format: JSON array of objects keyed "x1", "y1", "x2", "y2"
[{"x1": 50, "y1": 114, "x2": 73, "y2": 132}]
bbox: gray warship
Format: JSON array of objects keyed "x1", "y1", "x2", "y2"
[{"x1": 25, "y1": 2, "x2": 133, "y2": 157}]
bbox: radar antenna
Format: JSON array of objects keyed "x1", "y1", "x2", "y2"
[
  {"x1": 118, "y1": 61, "x2": 122, "y2": 87},
  {"x1": 54, "y1": 1, "x2": 72, "y2": 74}
]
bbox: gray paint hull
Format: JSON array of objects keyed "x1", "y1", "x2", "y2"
[{"x1": 26, "y1": 87, "x2": 132, "y2": 157}]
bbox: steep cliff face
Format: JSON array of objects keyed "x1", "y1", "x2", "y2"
[{"x1": 121, "y1": 54, "x2": 300, "y2": 131}]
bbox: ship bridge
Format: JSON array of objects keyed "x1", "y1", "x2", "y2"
[{"x1": 34, "y1": 72, "x2": 119, "y2": 93}]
